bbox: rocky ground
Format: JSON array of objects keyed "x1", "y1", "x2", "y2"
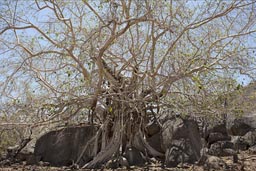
[{"x1": 1, "y1": 151, "x2": 256, "y2": 171}]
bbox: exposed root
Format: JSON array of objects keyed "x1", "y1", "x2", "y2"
[
  {"x1": 75, "y1": 125, "x2": 102, "y2": 165},
  {"x1": 134, "y1": 130, "x2": 165, "y2": 158},
  {"x1": 83, "y1": 120, "x2": 122, "y2": 169}
]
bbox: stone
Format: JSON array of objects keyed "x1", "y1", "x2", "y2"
[
  {"x1": 147, "y1": 132, "x2": 164, "y2": 153},
  {"x1": 162, "y1": 118, "x2": 202, "y2": 167},
  {"x1": 249, "y1": 145, "x2": 256, "y2": 154},
  {"x1": 243, "y1": 130, "x2": 256, "y2": 146},
  {"x1": 34, "y1": 125, "x2": 98, "y2": 166},
  {"x1": 161, "y1": 118, "x2": 184, "y2": 151},
  {"x1": 206, "y1": 122, "x2": 228, "y2": 137},
  {"x1": 232, "y1": 136, "x2": 250, "y2": 151},
  {"x1": 118, "y1": 156, "x2": 129, "y2": 168},
  {"x1": 207, "y1": 133, "x2": 231, "y2": 145},
  {"x1": 145, "y1": 121, "x2": 161, "y2": 137},
  {"x1": 105, "y1": 156, "x2": 129, "y2": 169},
  {"x1": 124, "y1": 147, "x2": 145, "y2": 166},
  {"x1": 204, "y1": 156, "x2": 227, "y2": 170},
  {"x1": 222, "y1": 148, "x2": 237, "y2": 156},
  {"x1": 165, "y1": 138, "x2": 198, "y2": 167},
  {"x1": 218, "y1": 141, "x2": 234, "y2": 149},
  {"x1": 162, "y1": 118, "x2": 202, "y2": 153},
  {"x1": 227, "y1": 113, "x2": 256, "y2": 136},
  {"x1": 208, "y1": 142, "x2": 236, "y2": 157}
]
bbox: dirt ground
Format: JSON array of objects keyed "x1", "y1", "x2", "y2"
[{"x1": 0, "y1": 151, "x2": 256, "y2": 171}]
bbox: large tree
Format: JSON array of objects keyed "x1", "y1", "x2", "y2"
[{"x1": 1, "y1": 0, "x2": 256, "y2": 168}]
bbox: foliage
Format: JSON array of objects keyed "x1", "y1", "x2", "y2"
[{"x1": 0, "y1": 0, "x2": 256, "y2": 167}]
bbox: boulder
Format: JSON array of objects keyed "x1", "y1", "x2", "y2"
[
  {"x1": 165, "y1": 138, "x2": 199, "y2": 167},
  {"x1": 145, "y1": 121, "x2": 161, "y2": 137},
  {"x1": 207, "y1": 133, "x2": 231, "y2": 145},
  {"x1": 162, "y1": 118, "x2": 202, "y2": 167},
  {"x1": 147, "y1": 132, "x2": 164, "y2": 153},
  {"x1": 243, "y1": 130, "x2": 256, "y2": 146},
  {"x1": 208, "y1": 142, "x2": 236, "y2": 157},
  {"x1": 145, "y1": 120, "x2": 164, "y2": 153},
  {"x1": 231, "y1": 136, "x2": 250, "y2": 151},
  {"x1": 204, "y1": 121, "x2": 228, "y2": 140},
  {"x1": 231, "y1": 130, "x2": 256, "y2": 151},
  {"x1": 124, "y1": 147, "x2": 145, "y2": 166},
  {"x1": 34, "y1": 125, "x2": 98, "y2": 166},
  {"x1": 205, "y1": 122, "x2": 228, "y2": 138},
  {"x1": 227, "y1": 113, "x2": 256, "y2": 136}
]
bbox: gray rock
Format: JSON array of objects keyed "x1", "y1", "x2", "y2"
[
  {"x1": 204, "y1": 156, "x2": 227, "y2": 170},
  {"x1": 232, "y1": 136, "x2": 250, "y2": 151},
  {"x1": 218, "y1": 141, "x2": 234, "y2": 149},
  {"x1": 208, "y1": 142, "x2": 236, "y2": 157},
  {"x1": 162, "y1": 118, "x2": 202, "y2": 167},
  {"x1": 243, "y1": 130, "x2": 256, "y2": 146},
  {"x1": 147, "y1": 132, "x2": 164, "y2": 153},
  {"x1": 249, "y1": 145, "x2": 256, "y2": 154},
  {"x1": 207, "y1": 133, "x2": 231, "y2": 145},
  {"x1": 165, "y1": 138, "x2": 198, "y2": 167},
  {"x1": 227, "y1": 113, "x2": 256, "y2": 136},
  {"x1": 145, "y1": 121, "x2": 161, "y2": 136},
  {"x1": 105, "y1": 156, "x2": 129, "y2": 169},
  {"x1": 34, "y1": 125, "x2": 98, "y2": 166},
  {"x1": 231, "y1": 130, "x2": 256, "y2": 151},
  {"x1": 124, "y1": 147, "x2": 145, "y2": 166},
  {"x1": 206, "y1": 122, "x2": 227, "y2": 137}
]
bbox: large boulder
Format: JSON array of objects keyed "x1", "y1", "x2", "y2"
[
  {"x1": 231, "y1": 130, "x2": 256, "y2": 151},
  {"x1": 227, "y1": 113, "x2": 256, "y2": 136},
  {"x1": 165, "y1": 138, "x2": 198, "y2": 167},
  {"x1": 147, "y1": 132, "x2": 164, "y2": 153},
  {"x1": 205, "y1": 122, "x2": 228, "y2": 140},
  {"x1": 145, "y1": 121, "x2": 164, "y2": 153},
  {"x1": 34, "y1": 125, "x2": 98, "y2": 166},
  {"x1": 162, "y1": 117, "x2": 202, "y2": 167}
]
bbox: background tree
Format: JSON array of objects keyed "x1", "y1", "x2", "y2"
[{"x1": 0, "y1": 0, "x2": 256, "y2": 167}]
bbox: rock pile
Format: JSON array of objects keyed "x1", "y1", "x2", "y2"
[{"x1": 3, "y1": 112, "x2": 256, "y2": 170}]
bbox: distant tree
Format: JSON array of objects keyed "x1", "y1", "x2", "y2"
[{"x1": 0, "y1": 0, "x2": 256, "y2": 167}]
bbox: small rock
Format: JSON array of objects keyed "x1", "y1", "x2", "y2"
[
  {"x1": 222, "y1": 148, "x2": 237, "y2": 156},
  {"x1": 249, "y1": 145, "x2": 256, "y2": 154},
  {"x1": 118, "y1": 156, "x2": 129, "y2": 168},
  {"x1": 0, "y1": 159, "x2": 11, "y2": 166},
  {"x1": 204, "y1": 156, "x2": 227, "y2": 170},
  {"x1": 38, "y1": 161, "x2": 50, "y2": 166}
]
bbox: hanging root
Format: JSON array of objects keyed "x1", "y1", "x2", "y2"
[
  {"x1": 75, "y1": 125, "x2": 103, "y2": 165},
  {"x1": 82, "y1": 120, "x2": 122, "y2": 169},
  {"x1": 134, "y1": 130, "x2": 164, "y2": 158}
]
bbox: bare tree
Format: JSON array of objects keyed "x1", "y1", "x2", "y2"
[{"x1": 0, "y1": 0, "x2": 256, "y2": 167}]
